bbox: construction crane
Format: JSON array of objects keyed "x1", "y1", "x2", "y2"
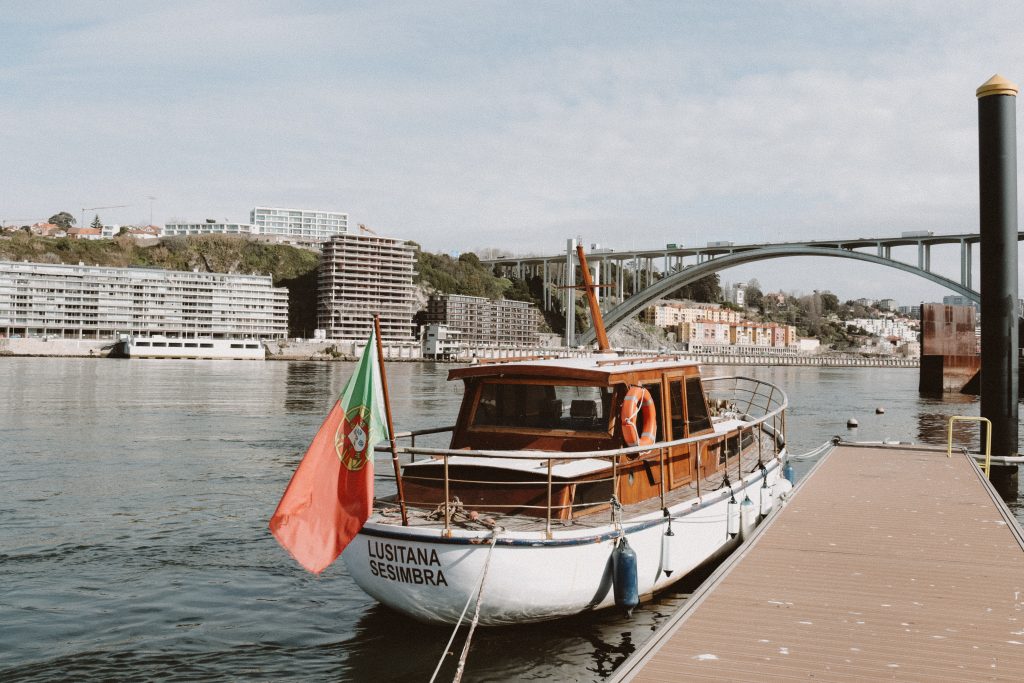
[
  {"x1": 81, "y1": 204, "x2": 131, "y2": 227},
  {"x1": 358, "y1": 223, "x2": 379, "y2": 236}
]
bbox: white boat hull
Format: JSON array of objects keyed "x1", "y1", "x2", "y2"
[
  {"x1": 343, "y1": 459, "x2": 789, "y2": 625},
  {"x1": 118, "y1": 337, "x2": 265, "y2": 360}
]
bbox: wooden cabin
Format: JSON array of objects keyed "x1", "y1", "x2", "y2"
[{"x1": 401, "y1": 356, "x2": 747, "y2": 520}]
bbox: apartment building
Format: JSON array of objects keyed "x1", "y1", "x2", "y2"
[
  {"x1": 316, "y1": 233, "x2": 415, "y2": 340},
  {"x1": 164, "y1": 207, "x2": 348, "y2": 248},
  {"x1": 251, "y1": 207, "x2": 348, "y2": 244},
  {"x1": 677, "y1": 320, "x2": 797, "y2": 354},
  {"x1": 642, "y1": 300, "x2": 741, "y2": 327},
  {"x1": 0, "y1": 260, "x2": 288, "y2": 339},
  {"x1": 421, "y1": 294, "x2": 543, "y2": 347},
  {"x1": 163, "y1": 220, "x2": 254, "y2": 238},
  {"x1": 676, "y1": 320, "x2": 732, "y2": 347},
  {"x1": 847, "y1": 317, "x2": 919, "y2": 343}
]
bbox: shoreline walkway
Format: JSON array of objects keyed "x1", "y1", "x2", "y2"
[{"x1": 611, "y1": 443, "x2": 1024, "y2": 681}]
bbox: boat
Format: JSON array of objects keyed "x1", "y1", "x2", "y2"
[
  {"x1": 115, "y1": 335, "x2": 265, "y2": 360},
  {"x1": 339, "y1": 247, "x2": 792, "y2": 625}
]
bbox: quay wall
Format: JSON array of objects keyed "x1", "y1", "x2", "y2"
[
  {"x1": 667, "y1": 352, "x2": 918, "y2": 368},
  {"x1": 0, "y1": 338, "x2": 111, "y2": 357},
  {"x1": 264, "y1": 340, "x2": 422, "y2": 361},
  {"x1": 0, "y1": 336, "x2": 920, "y2": 368}
]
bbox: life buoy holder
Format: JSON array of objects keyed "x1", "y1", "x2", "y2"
[{"x1": 620, "y1": 386, "x2": 657, "y2": 455}]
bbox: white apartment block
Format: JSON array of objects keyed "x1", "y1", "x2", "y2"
[
  {"x1": 317, "y1": 233, "x2": 415, "y2": 340},
  {"x1": 728, "y1": 283, "x2": 746, "y2": 307},
  {"x1": 251, "y1": 207, "x2": 348, "y2": 244},
  {"x1": 163, "y1": 220, "x2": 254, "y2": 238},
  {"x1": 0, "y1": 260, "x2": 288, "y2": 340}
]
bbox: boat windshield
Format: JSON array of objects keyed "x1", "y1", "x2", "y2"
[{"x1": 472, "y1": 382, "x2": 613, "y2": 432}]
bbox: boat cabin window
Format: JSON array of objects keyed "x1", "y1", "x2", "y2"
[
  {"x1": 685, "y1": 378, "x2": 712, "y2": 433},
  {"x1": 472, "y1": 382, "x2": 612, "y2": 432},
  {"x1": 669, "y1": 379, "x2": 684, "y2": 439}
]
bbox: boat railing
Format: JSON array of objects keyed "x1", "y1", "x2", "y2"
[{"x1": 372, "y1": 376, "x2": 787, "y2": 536}]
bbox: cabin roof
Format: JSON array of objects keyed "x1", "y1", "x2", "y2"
[{"x1": 447, "y1": 355, "x2": 700, "y2": 383}]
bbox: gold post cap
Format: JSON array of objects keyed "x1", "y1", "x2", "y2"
[{"x1": 977, "y1": 74, "x2": 1018, "y2": 98}]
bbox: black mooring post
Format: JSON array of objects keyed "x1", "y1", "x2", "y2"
[{"x1": 977, "y1": 74, "x2": 1019, "y2": 496}]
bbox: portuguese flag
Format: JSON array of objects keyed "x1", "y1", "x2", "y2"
[{"x1": 270, "y1": 329, "x2": 390, "y2": 574}]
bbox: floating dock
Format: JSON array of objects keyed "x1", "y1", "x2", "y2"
[{"x1": 612, "y1": 444, "x2": 1024, "y2": 681}]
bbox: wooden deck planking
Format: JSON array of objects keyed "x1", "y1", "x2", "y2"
[{"x1": 615, "y1": 445, "x2": 1024, "y2": 682}]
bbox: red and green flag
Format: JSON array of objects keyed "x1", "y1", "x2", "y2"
[{"x1": 269, "y1": 330, "x2": 389, "y2": 574}]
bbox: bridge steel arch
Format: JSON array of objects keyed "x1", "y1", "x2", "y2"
[{"x1": 579, "y1": 246, "x2": 980, "y2": 345}]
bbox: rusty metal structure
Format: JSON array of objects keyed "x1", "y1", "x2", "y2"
[{"x1": 918, "y1": 303, "x2": 980, "y2": 393}]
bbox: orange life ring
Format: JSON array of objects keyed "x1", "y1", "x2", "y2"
[{"x1": 620, "y1": 386, "x2": 657, "y2": 450}]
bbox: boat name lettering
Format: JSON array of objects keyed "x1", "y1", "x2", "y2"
[
  {"x1": 367, "y1": 540, "x2": 441, "y2": 566},
  {"x1": 367, "y1": 540, "x2": 448, "y2": 587}
]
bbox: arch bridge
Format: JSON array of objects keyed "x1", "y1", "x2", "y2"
[{"x1": 483, "y1": 232, "x2": 1020, "y2": 346}]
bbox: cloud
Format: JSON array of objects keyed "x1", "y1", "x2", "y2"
[{"x1": 4, "y1": 1, "x2": 1024, "y2": 302}]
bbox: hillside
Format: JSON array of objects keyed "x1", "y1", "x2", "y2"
[{"x1": 0, "y1": 233, "x2": 542, "y2": 336}]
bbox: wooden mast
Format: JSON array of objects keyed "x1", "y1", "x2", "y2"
[
  {"x1": 576, "y1": 244, "x2": 613, "y2": 352},
  {"x1": 374, "y1": 315, "x2": 408, "y2": 525}
]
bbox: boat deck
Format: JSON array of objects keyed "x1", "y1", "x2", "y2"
[
  {"x1": 371, "y1": 435, "x2": 778, "y2": 533},
  {"x1": 611, "y1": 444, "x2": 1024, "y2": 682}
]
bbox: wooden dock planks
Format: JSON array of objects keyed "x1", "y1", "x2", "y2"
[{"x1": 613, "y1": 444, "x2": 1024, "y2": 682}]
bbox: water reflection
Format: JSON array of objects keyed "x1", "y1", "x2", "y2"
[{"x1": 283, "y1": 362, "x2": 335, "y2": 413}]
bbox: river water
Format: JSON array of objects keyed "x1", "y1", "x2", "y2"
[{"x1": 1, "y1": 358, "x2": 1021, "y2": 681}]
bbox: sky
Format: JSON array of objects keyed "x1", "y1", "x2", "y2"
[{"x1": 3, "y1": 1, "x2": 1024, "y2": 305}]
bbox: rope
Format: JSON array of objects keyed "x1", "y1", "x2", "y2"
[
  {"x1": 428, "y1": 531, "x2": 500, "y2": 683},
  {"x1": 785, "y1": 438, "x2": 838, "y2": 461}
]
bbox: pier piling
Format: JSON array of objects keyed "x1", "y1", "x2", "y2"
[{"x1": 977, "y1": 74, "x2": 1020, "y2": 495}]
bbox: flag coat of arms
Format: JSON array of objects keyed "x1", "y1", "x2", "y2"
[{"x1": 269, "y1": 330, "x2": 389, "y2": 574}]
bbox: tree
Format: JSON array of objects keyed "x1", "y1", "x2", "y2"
[
  {"x1": 745, "y1": 279, "x2": 764, "y2": 311},
  {"x1": 667, "y1": 273, "x2": 722, "y2": 303},
  {"x1": 90, "y1": 214, "x2": 103, "y2": 230},
  {"x1": 820, "y1": 291, "x2": 840, "y2": 315},
  {"x1": 48, "y1": 212, "x2": 75, "y2": 229}
]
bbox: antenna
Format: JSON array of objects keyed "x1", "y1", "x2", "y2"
[{"x1": 81, "y1": 204, "x2": 131, "y2": 227}]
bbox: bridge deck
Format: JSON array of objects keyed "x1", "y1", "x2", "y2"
[{"x1": 612, "y1": 444, "x2": 1024, "y2": 682}]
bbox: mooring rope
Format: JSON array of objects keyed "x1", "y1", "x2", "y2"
[
  {"x1": 428, "y1": 530, "x2": 500, "y2": 683},
  {"x1": 785, "y1": 438, "x2": 838, "y2": 461}
]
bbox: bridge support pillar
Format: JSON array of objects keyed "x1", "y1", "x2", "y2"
[{"x1": 977, "y1": 74, "x2": 1019, "y2": 497}]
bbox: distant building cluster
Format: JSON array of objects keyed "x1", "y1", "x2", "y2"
[
  {"x1": 26, "y1": 222, "x2": 160, "y2": 241},
  {"x1": 642, "y1": 301, "x2": 742, "y2": 327},
  {"x1": 846, "y1": 317, "x2": 919, "y2": 344},
  {"x1": 1, "y1": 206, "x2": 553, "y2": 350},
  {"x1": 642, "y1": 300, "x2": 798, "y2": 355}
]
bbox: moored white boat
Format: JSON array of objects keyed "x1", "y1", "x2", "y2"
[
  {"x1": 117, "y1": 335, "x2": 265, "y2": 360},
  {"x1": 273, "y1": 245, "x2": 794, "y2": 627},
  {"x1": 342, "y1": 361, "x2": 791, "y2": 625}
]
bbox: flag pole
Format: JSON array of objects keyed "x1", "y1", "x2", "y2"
[{"x1": 374, "y1": 314, "x2": 409, "y2": 525}]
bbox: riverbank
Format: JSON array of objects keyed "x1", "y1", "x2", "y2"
[
  {"x1": 0, "y1": 337, "x2": 112, "y2": 357},
  {"x1": 0, "y1": 337, "x2": 919, "y2": 367}
]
